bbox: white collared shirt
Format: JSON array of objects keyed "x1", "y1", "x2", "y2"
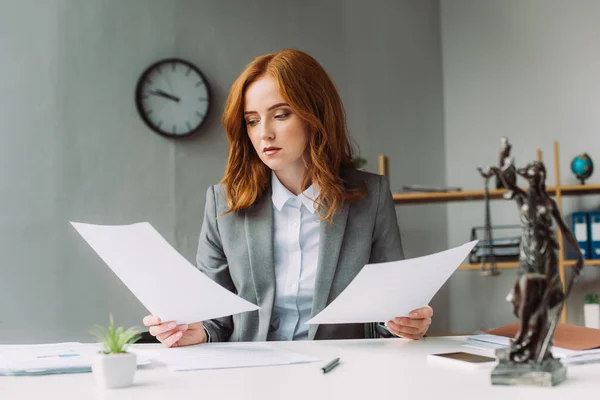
[{"x1": 267, "y1": 172, "x2": 321, "y2": 341}]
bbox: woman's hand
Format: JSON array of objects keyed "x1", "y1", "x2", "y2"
[
  {"x1": 142, "y1": 315, "x2": 207, "y2": 348},
  {"x1": 386, "y1": 305, "x2": 433, "y2": 340}
]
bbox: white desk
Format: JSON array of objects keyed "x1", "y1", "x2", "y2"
[{"x1": 2, "y1": 337, "x2": 599, "y2": 399}]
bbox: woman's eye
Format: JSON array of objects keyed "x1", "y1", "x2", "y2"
[
  {"x1": 274, "y1": 113, "x2": 289, "y2": 120},
  {"x1": 246, "y1": 120, "x2": 258, "y2": 126}
]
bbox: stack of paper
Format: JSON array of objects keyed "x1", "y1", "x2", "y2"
[
  {"x1": 0, "y1": 343, "x2": 152, "y2": 376},
  {"x1": 463, "y1": 334, "x2": 600, "y2": 366}
]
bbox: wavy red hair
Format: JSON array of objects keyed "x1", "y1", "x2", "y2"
[{"x1": 221, "y1": 49, "x2": 365, "y2": 222}]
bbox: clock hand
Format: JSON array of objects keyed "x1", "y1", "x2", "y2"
[{"x1": 148, "y1": 89, "x2": 180, "y2": 102}]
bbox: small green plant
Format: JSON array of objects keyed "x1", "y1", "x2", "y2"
[
  {"x1": 352, "y1": 157, "x2": 367, "y2": 169},
  {"x1": 584, "y1": 292, "x2": 599, "y2": 305},
  {"x1": 90, "y1": 314, "x2": 141, "y2": 354}
]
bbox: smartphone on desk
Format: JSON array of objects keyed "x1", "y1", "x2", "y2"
[{"x1": 427, "y1": 351, "x2": 497, "y2": 370}]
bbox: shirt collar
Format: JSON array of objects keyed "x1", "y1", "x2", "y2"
[{"x1": 271, "y1": 171, "x2": 319, "y2": 214}]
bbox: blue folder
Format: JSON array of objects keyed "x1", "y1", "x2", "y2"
[
  {"x1": 589, "y1": 211, "x2": 600, "y2": 260},
  {"x1": 569, "y1": 212, "x2": 590, "y2": 260}
]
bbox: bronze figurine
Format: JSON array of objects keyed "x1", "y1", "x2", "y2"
[{"x1": 479, "y1": 139, "x2": 584, "y2": 386}]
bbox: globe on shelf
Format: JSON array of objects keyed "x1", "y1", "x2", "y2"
[{"x1": 570, "y1": 153, "x2": 594, "y2": 184}]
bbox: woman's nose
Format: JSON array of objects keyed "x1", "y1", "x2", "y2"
[{"x1": 259, "y1": 120, "x2": 275, "y2": 140}]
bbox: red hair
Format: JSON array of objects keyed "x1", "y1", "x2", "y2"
[{"x1": 221, "y1": 49, "x2": 364, "y2": 222}]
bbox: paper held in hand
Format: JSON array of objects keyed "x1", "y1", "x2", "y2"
[
  {"x1": 71, "y1": 222, "x2": 258, "y2": 324},
  {"x1": 306, "y1": 240, "x2": 478, "y2": 324}
]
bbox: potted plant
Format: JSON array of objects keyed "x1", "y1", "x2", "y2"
[
  {"x1": 352, "y1": 157, "x2": 367, "y2": 170},
  {"x1": 90, "y1": 314, "x2": 141, "y2": 389},
  {"x1": 584, "y1": 292, "x2": 600, "y2": 329}
]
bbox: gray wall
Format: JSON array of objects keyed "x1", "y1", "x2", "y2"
[
  {"x1": 1, "y1": 0, "x2": 446, "y2": 343},
  {"x1": 441, "y1": 0, "x2": 600, "y2": 333}
]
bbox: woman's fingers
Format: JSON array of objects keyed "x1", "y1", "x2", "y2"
[
  {"x1": 156, "y1": 325, "x2": 188, "y2": 342},
  {"x1": 162, "y1": 330, "x2": 183, "y2": 348},
  {"x1": 148, "y1": 321, "x2": 178, "y2": 337},
  {"x1": 142, "y1": 315, "x2": 161, "y2": 327}
]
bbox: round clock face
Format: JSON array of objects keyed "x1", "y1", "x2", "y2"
[{"x1": 135, "y1": 58, "x2": 210, "y2": 138}]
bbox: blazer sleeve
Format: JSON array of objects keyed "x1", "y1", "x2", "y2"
[
  {"x1": 369, "y1": 175, "x2": 404, "y2": 263},
  {"x1": 195, "y1": 185, "x2": 234, "y2": 342}
]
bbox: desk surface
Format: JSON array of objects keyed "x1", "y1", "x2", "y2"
[{"x1": 2, "y1": 337, "x2": 599, "y2": 399}]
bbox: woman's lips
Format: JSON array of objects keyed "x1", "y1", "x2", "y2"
[{"x1": 263, "y1": 147, "x2": 281, "y2": 156}]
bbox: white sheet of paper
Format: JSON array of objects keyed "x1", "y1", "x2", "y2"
[
  {"x1": 154, "y1": 342, "x2": 319, "y2": 371},
  {"x1": 306, "y1": 240, "x2": 478, "y2": 324},
  {"x1": 71, "y1": 222, "x2": 259, "y2": 324}
]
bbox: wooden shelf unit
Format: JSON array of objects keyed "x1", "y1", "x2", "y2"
[{"x1": 380, "y1": 141, "x2": 600, "y2": 323}]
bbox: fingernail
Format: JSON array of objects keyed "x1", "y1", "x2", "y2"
[
  {"x1": 179, "y1": 324, "x2": 188, "y2": 331},
  {"x1": 410, "y1": 312, "x2": 419, "y2": 318},
  {"x1": 168, "y1": 322, "x2": 176, "y2": 329},
  {"x1": 176, "y1": 332, "x2": 183, "y2": 338}
]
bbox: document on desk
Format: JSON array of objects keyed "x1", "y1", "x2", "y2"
[
  {"x1": 0, "y1": 343, "x2": 152, "y2": 376},
  {"x1": 154, "y1": 342, "x2": 319, "y2": 371},
  {"x1": 71, "y1": 222, "x2": 259, "y2": 323},
  {"x1": 306, "y1": 240, "x2": 478, "y2": 324}
]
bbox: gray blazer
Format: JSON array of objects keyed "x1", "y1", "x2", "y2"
[{"x1": 196, "y1": 168, "x2": 404, "y2": 342}]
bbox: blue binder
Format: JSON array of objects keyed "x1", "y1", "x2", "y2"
[
  {"x1": 589, "y1": 211, "x2": 600, "y2": 260},
  {"x1": 569, "y1": 212, "x2": 590, "y2": 260}
]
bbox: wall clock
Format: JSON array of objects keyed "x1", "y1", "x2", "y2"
[{"x1": 135, "y1": 58, "x2": 210, "y2": 138}]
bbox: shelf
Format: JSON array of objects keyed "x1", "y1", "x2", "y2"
[
  {"x1": 392, "y1": 184, "x2": 600, "y2": 204},
  {"x1": 564, "y1": 259, "x2": 600, "y2": 267},
  {"x1": 458, "y1": 262, "x2": 519, "y2": 270},
  {"x1": 458, "y1": 259, "x2": 600, "y2": 270},
  {"x1": 560, "y1": 184, "x2": 600, "y2": 196}
]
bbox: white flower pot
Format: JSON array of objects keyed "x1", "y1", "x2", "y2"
[
  {"x1": 584, "y1": 304, "x2": 600, "y2": 329},
  {"x1": 92, "y1": 352, "x2": 137, "y2": 389}
]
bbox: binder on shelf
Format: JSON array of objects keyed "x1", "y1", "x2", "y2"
[
  {"x1": 568, "y1": 212, "x2": 590, "y2": 260},
  {"x1": 589, "y1": 211, "x2": 600, "y2": 260}
]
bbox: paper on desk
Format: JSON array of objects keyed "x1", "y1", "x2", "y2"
[
  {"x1": 154, "y1": 342, "x2": 319, "y2": 371},
  {"x1": 0, "y1": 343, "x2": 152, "y2": 376},
  {"x1": 71, "y1": 222, "x2": 259, "y2": 324},
  {"x1": 306, "y1": 240, "x2": 478, "y2": 324}
]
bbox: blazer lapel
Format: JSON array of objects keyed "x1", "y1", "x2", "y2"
[
  {"x1": 245, "y1": 190, "x2": 275, "y2": 341},
  {"x1": 309, "y1": 201, "x2": 349, "y2": 339}
]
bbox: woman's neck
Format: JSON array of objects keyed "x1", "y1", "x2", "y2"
[{"x1": 274, "y1": 168, "x2": 309, "y2": 196}]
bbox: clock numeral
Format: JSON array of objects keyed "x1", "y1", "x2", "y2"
[
  {"x1": 156, "y1": 121, "x2": 163, "y2": 128},
  {"x1": 196, "y1": 112, "x2": 205, "y2": 119},
  {"x1": 185, "y1": 68, "x2": 192, "y2": 77},
  {"x1": 186, "y1": 121, "x2": 193, "y2": 131},
  {"x1": 142, "y1": 94, "x2": 149, "y2": 99},
  {"x1": 198, "y1": 97, "x2": 208, "y2": 102},
  {"x1": 145, "y1": 109, "x2": 153, "y2": 115},
  {"x1": 172, "y1": 124, "x2": 177, "y2": 135},
  {"x1": 172, "y1": 63, "x2": 176, "y2": 72},
  {"x1": 195, "y1": 81, "x2": 204, "y2": 87},
  {"x1": 146, "y1": 79, "x2": 153, "y2": 85}
]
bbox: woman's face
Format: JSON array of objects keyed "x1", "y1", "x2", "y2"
[{"x1": 244, "y1": 75, "x2": 310, "y2": 178}]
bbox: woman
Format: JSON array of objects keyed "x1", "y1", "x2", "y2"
[{"x1": 143, "y1": 49, "x2": 433, "y2": 347}]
